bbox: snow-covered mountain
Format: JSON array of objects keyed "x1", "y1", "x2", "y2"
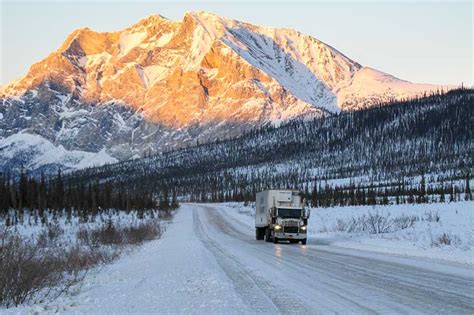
[
  {"x1": 0, "y1": 133, "x2": 117, "y2": 175},
  {"x1": 0, "y1": 11, "x2": 452, "y2": 173}
]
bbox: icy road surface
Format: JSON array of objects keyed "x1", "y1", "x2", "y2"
[
  {"x1": 192, "y1": 204, "x2": 474, "y2": 314},
  {"x1": 20, "y1": 203, "x2": 474, "y2": 314}
]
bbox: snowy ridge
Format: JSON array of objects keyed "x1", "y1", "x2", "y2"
[
  {"x1": 0, "y1": 133, "x2": 117, "y2": 173},
  {"x1": 222, "y1": 26, "x2": 338, "y2": 113},
  {"x1": 336, "y1": 67, "x2": 450, "y2": 110}
]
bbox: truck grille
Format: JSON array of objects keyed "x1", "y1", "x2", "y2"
[
  {"x1": 285, "y1": 220, "x2": 299, "y2": 226},
  {"x1": 283, "y1": 226, "x2": 299, "y2": 233}
]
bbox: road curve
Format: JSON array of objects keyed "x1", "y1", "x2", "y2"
[{"x1": 192, "y1": 204, "x2": 474, "y2": 314}]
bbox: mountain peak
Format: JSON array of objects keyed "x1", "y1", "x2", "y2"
[
  {"x1": 2, "y1": 11, "x2": 450, "y2": 121},
  {"x1": 126, "y1": 13, "x2": 176, "y2": 32},
  {"x1": 184, "y1": 10, "x2": 228, "y2": 23},
  {"x1": 180, "y1": 10, "x2": 230, "y2": 40}
]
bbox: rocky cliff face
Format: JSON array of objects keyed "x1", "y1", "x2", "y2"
[{"x1": 0, "y1": 11, "x2": 451, "y2": 173}]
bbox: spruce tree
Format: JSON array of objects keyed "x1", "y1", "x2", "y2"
[{"x1": 465, "y1": 174, "x2": 472, "y2": 201}]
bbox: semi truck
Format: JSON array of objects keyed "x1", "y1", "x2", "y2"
[{"x1": 255, "y1": 189, "x2": 310, "y2": 244}]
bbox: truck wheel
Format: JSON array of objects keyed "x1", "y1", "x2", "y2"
[
  {"x1": 256, "y1": 228, "x2": 264, "y2": 240},
  {"x1": 301, "y1": 238, "x2": 307, "y2": 245},
  {"x1": 273, "y1": 231, "x2": 278, "y2": 244},
  {"x1": 265, "y1": 228, "x2": 272, "y2": 242}
]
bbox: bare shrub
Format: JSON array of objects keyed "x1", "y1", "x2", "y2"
[
  {"x1": 423, "y1": 210, "x2": 440, "y2": 222},
  {"x1": 318, "y1": 225, "x2": 329, "y2": 233},
  {"x1": 332, "y1": 212, "x2": 418, "y2": 234},
  {"x1": 0, "y1": 229, "x2": 119, "y2": 308},
  {"x1": 364, "y1": 212, "x2": 392, "y2": 234},
  {"x1": 77, "y1": 219, "x2": 161, "y2": 247},
  {"x1": 332, "y1": 217, "x2": 362, "y2": 233},
  {"x1": 125, "y1": 220, "x2": 161, "y2": 245},
  {"x1": 1, "y1": 212, "x2": 167, "y2": 308},
  {"x1": 47, "y1": 224, "x2": 64, "y2": 241},
  {"x1": 91, "y1": 219, "x2": 123, "y2": 246},
  {"x1": 36, "y1": 224, "x2": 64, "y2": 248},
  {"x1": 77, "y1": 227, "x2": 91, "y2": 245},
  {"x1": 36, "y1": 229, "x2": 49, "y2": 248},
  {"x1": 158, "y1": 210, "x2": 172, "y2": 220},
  {"x1": 63, "y1": 245, "x2": 118, "y2": 274},
  {"x1": 334, "y1": 219, "x2": 349, "y2": 232},
  {"x1": 0, "y1": 231, "x2": 73, "y2": 307},
  {"x1": 393, "y1": 214, "x2": 418, "y2": 230},
  {"x1": 432, "y1": 233, "x2": 461, "y2": 247},
  {"x1": 333, "y1": 217, "x2": 363, "y2": 233},
  {"x1": 346, "y1": 217, "x2": 364, "y2": 233}
]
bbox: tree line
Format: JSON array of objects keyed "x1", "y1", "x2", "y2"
[
  {"x1": 306, "y1": 174, "x2": 472, "y2": 207},
  {"x1": 0, "y1": 170, "x2": 179, "y2": 224},
  {"x1": 185, "y1": 173, "x2": 472, "y2": 207}
]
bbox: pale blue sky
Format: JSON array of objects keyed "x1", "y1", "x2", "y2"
[{"x1": 1, "y1": 1, "x2": 472, "y2": 85}]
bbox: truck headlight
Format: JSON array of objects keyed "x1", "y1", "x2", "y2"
[
  {"x1": 300, "y1": 226, "x2": 307, "y2": 231},
  {"x1": 275, "y1": 225, "x2": 282, "y2": 230}
]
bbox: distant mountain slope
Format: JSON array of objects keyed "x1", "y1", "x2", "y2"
[
  {"x1": 67, "y1": 89, "x2": 473, "y2": 198},
  {"x1": 0, "y1": 133, "x2": 117, "y2": 175},
  {"x1": 0, "y1": 11, "x2": 454, "y2": 171}
]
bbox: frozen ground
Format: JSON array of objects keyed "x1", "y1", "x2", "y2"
[{"x1": 6, "y1": 203, "x2": 474, "y2": 314}]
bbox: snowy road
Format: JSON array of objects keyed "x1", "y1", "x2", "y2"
[
  {"x1": 20, "y1": 203, "x2": 474, "y2": 314},
  {"x1": 192, "y1": 203, "x2": 474, "y2": 314}
]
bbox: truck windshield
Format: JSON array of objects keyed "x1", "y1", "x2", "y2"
[{"x1": 277, "y1": 208, "x2": 301, "y2": 218}]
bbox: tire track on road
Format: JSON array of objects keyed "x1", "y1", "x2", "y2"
[
  {"x1": 198, "y1": 205, "x2": 377, "y2": 313},
  {"x1": 193, "y1": 208, "x2": 316, "y2": 314}
]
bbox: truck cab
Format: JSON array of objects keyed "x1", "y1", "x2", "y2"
[{"x1": 255, "y1": 190, "x2": 310, "y2": 244}]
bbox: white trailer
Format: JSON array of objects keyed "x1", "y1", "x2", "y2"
[{"x1": 255, "y1": 189, "x2": 310, "y2": 244}]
